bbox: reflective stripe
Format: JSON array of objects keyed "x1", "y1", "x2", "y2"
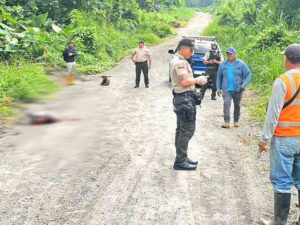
[
  {"x1": 294, "y1": 99, "x2": 300, "y2": 105},
  {"x1": 286, "y1": 73, "x2": 296, "y2": 94},
  {"x1": 278, "y1": 121, "x2": 300, "y2": 127}
]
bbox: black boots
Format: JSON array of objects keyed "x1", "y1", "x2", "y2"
[
  {"x1": 173, "y1": 161, "x2": 197, "y2": 170},
  {"x1": 273, "y1": 192, "x2": 291, "y2": 225},
  {"x1": 260, "y1": 192, "x2": 291, "y2": 225}
]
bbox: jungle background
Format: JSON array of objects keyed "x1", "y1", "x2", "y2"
[{"x1": 0, "y1": 0, "x2": 300, "y2": 119}]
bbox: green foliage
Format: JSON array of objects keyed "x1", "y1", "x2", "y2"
[
  {"x1": 253, "y1": 25, "x2": 294, "y2": 50},
  {"x1": 0, "y1": 63, "x2": 58, "y2": 104},
  {"x1": 205, "y1": 0, "x2": 300, "y2": 120},
  {"x1": 0, "y1": 1, "x2": 194, "y2": 116},
  {"x1": 185, "y1": 0, "x2": 214, "y2": 7}
]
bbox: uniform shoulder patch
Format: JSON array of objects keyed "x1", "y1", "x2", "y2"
[{"x1": 176, "y1": 63, "x2": 185, "y2": 69}]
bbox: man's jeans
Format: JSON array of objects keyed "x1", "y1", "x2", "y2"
[
  {"x1": 222, "y1": 91, "x2": 243, "y2": 122},
  {"x1": 270, "y1": 136, "x2": 300, "y2": 193}
]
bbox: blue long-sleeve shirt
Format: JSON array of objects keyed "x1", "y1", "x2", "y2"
[{"x1": 216, "y1": 58, "x2": 251, "y2": 92}]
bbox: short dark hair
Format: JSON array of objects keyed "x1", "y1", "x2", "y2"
[
  {"x1": 284, "y1": 44, "x2": 300, "y2": 64},
  {"x1": 176, "y1": 38, "x2": 194, "y2": 50}
]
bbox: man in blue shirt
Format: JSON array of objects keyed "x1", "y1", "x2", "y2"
[{"x1": 216, "y1": 47, "x2": 251, "y2": 128}]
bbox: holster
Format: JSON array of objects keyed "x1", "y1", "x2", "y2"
[{"x1": 173, "y1": 93, "x2": 196, "y2": 122}]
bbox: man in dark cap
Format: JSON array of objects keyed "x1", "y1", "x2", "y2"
[
  {"x1": 131, "y1": 40, "x2": 152, "y2": 88},
  {"x1": 170, "y1": 38, "x2": 207, "y2": 170},
  {"x1": 216, "y1": 47, "x2": 251, "y2": 128},
  {"x1": 258, "y1": 44, "x2": 300, "y2": 225},
  {"x1": 201, "y1": 43, "x2": 223, "y2": 100}
]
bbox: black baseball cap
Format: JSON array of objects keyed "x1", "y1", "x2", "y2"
[
  {"x1": 283, "y1": 44, "x2": 300, "y2": 64},
  {"x1": 177, "y1": 38, "x2": 194, "y2": 49}
]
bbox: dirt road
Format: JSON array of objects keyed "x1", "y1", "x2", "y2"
[{"x1": 1, "y1": 12, "x2": 299, "y2": 225}]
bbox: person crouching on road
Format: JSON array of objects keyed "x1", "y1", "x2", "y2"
[
  {"x1": 258, "y1": 44, "x2": 300, "y2": 225},
  {"x1": 171, "y1": 38, "x2": 207, "y2": 170},
  {"x1": 131, "y1": 40, "x2": 152, "y2": 88},
  {"x1": 216, "y1": 47, "x2": 251, "y2": 128},
  {"x1": 62, "y1": 41, "x2": 77, "y2": 85}
]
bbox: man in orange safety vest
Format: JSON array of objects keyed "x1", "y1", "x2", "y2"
[{"x1": 259, "y1": 44, "x2": 300, "y2": 225}]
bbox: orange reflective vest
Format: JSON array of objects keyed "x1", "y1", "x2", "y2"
[{"x1": 274, "y1": 70, "x2": 300, "y2": 136}]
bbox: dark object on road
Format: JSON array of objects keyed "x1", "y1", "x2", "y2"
[
  {"x1": 24, "y1": 111, "x2": 60, "y2": 125},
  {"x1": 31, "y1": 114, "x2": 60, "y2": 125},
  {"x1": 101, "y1": 76, "x2": 111, "y2": 86}
]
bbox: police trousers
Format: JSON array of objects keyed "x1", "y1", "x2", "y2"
[
  {"x1": 200, "y1": 69, "x2": 217, "y2": 98},
  {"x1": 135, "y1": 61, "x2": 149, "y2": 86},
  {"x1": 173, "y1": 91, "x2": 196, "y2": 163}
]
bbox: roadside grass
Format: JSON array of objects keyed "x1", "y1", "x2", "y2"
[
  {"x1": 0, "y1": 7, "x2": 194, "y2": 117},
  {"x1": 0, "y1": 63, "x2": 59, "y2": 117}
]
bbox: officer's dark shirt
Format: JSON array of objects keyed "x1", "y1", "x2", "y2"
[{"x1": 207, "y1": 50, "x2": 221, "y2": 70}]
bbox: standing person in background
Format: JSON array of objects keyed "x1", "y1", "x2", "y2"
[
  {"x1": 258, "y1": 44, "x2": 300, "y2": 225},
  {"x1": 63, "y1": 41, "x2": 76, "y2": 85},
  {"x1": 201, "y1": 43, "x2": 223, "y2": 100},
  {"x1": 171, "y1": 38, "x2": 207, "y2": 170},
  {"x1": 131, "y1": 40, "x2": 152, "y2": 88},
  {"x1": 216, "y1": 47, "x2": 251, "y2": 128}
]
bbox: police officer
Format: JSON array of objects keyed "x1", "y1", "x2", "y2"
[
  {"x1": 201, "y1": 43, "x2": 223, "y2": 100},
  {"x1": 171, "y1": 38, "x2": 207, "y2": 170},
  {"x1": 131, "y1": 40, "x2": 152, "y2": 88}
]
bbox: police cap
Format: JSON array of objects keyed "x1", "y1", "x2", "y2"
[{"x1": 283, "y1": 44, "x2": 300, "y2": 64}]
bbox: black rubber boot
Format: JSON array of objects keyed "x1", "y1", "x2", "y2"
[
  {"x1": 273, "y1": 192, "x2": 291, "y2": 225},
  {"x1": 259, "y1": 192, "x2": 291, "y2": 225}
]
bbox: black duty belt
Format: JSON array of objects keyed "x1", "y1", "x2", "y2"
[
  {"x1": 172, "y1": 90, "x2": 194, "y2": 97},
  {"x1": 135, "y1": 61, "x2": 147, "y2": 64}
]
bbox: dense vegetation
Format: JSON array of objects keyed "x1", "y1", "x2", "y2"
[
  {"x1": 203, "y1": 0, "x2": 300, "y2": 119},
  {"x1": 0, "y1": 0, "x2": 193, "y2": 117},
  {"x1": 186, "y1": 0, "x2": 213, "y2": 7}
]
